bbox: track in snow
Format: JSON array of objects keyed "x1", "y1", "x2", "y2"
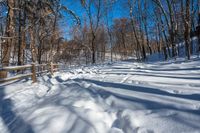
[{"x1": 0, "y1": 58, "x2": 200, "y2": 133}]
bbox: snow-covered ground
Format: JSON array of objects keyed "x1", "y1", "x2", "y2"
[{"x1": 0, "y1": 57, "x2": 200, "y2": 133}]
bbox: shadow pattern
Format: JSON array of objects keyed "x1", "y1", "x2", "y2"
[{"x1": 0, "y1": 87, "x2": 34, "y2": 133}]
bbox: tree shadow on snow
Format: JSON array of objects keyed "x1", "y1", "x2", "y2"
[
  {"x1": 138, "y1": 67, "x2": 200, "y2": 72},
  {"x1": 0, "y1": 87, "x2": 34, "y2": 133},
  {"x1": 104, "y1": 71, "x2": 200, "y2": 80},
  {"x1": 74, "y1": 79, "x2": 200, "y2": 115}
]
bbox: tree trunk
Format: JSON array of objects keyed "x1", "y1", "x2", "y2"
[
  {"x1": 198, "y1": 10, "x2": 200, "y2": 54},
  {"x1": 128, "y1": 0, "x2": 141, "y2": 61},
  {"x1": 144, "y1": 22, "x2": 152, "y2": 55},
  {"x1": 91, "y1": 32, "x2": 96, "y2": 64},
  {"x1": 18, "y1": 1, "x2": 26, "y2": 66},
  {"x1": 143, "y1": 1, "x2": 152, "y2": 55},
  {"x1": 2, "y1": 0, "x2": 15, "y2": 67},
  {"x1": 166, "y1": 0, "x2": 177, "y2": 58},
  {"x1": 184, "y1": 0, "x2": 191, "y2": 60},
  {"x1": 29, "y1": 26, "x2": 37, "y2": 63},
  {"x1": 121, "y1": 30, "x2": 126, "y2": 59},
  {"x1": 1, "y1": 0, "x2": 15, "y2": 78},
  {"x1": 138, "y1": 0, "x2": 146, "y2": 61}
]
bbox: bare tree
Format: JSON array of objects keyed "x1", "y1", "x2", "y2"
[
  {"x1": 81, "y1": 0, "x2": 102, "y2": 64},
  {"x1": 104, "y1": 0, "x2": 115, "y2": 62},
  {"x1": 128, "y1": 0, "x2": 141, "y2": 60},
  {"x1": 152, "y1": 0, "x2": 177, "y2": 58}
]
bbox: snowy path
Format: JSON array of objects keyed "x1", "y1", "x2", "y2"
[{"x1": 0, "y1": 59, "x2": 200, "y2": 133}]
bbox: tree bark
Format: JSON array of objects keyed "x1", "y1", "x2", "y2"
[
  {"x1": 2, "y1": 0, "x2": 15, "y2": 67},
  {"x1": 198, "y1": 2, "x2": 200, "y2": 54},
  {"x1": 184, "y1": 0, "x2": 191, "y2": 60},
  {"x1": 166, "y1": 0, "x2": 177, "y2": 58},
  {"x1": 29, "y1": 26, "x2": 37, "y2": 63},
  {"x1": 18, "y1": 1, "x2": 26, "y2": 66}
]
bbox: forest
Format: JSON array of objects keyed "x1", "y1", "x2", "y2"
[{"x1": 0, "y1": 0, "x2": 200, "y2": 66}]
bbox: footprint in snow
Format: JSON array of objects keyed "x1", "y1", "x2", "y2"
[
  {"x1": 193, "y1": 105, "x2": 200, "y2": 110},
  {"x1": 82, "y1": 82, "x2": 91, "y2": 88},
  {"x1": 109, "y1": 127, "x2": 123, "y2": 133},
  {"x1": 189, "y1": 84, "x2": 200, "y2": 87},
  {"x1": 137, "y1": 128, "x2": 154, "y2": 133},
  {"x1": 111, "y1": 110, "x2": 138, "y2": 133},
  {"x1": 172, "y1": 90, "x2": 181, "y2": 94},
  {"x1": 132, "y1": 80, "x2": 141, "y2": 85}
]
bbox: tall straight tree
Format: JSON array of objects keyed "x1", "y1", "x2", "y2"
[
  {"x1": 17, "y1": 0, "x2": 26, "y2": 66},
  {"x1": 2, "y1": 0, "x2": 15, "y2": 67},
  {"x1": 138, "y1": 0, "x2": 146, "y2": 60},
  {"x1": 182, "y1": 0, "x2": 191, "y2": 60},
  {"x1": 104, "y1": 0, "x2": 114, "y2": 62},
  {"x1": 198, "y1": 0, "x2": 200, "y2": 54},
  {"x1": 143, "y1": 0, "x2": 152, "y2": 55},
  {"x1": 128, "y1": 0, "x2": 141, "y2": 60},
  {"x1": 81, "y1": 0, "x2": 102, "y2": 64}
]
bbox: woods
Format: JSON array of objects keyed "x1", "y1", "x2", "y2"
[{"x1": 0, "y1": 0, "x2": 200, "y2": 67}]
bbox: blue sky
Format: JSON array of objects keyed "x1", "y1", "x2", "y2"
[
  {"x1": 60, "y1": 0, "x2": 128, "y2": 20},
  {"x1": 59, "y1": 0, "x2": 129, "y2": 39},
  {"x1": 59, "y1": 0, "x2": 161, "y2": 40}
]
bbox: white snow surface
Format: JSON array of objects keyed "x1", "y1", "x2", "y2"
[{"x1": 0, "y1": 57, "x2": 200, "y2": 133}]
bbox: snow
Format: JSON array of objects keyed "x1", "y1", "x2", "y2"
[{"x1": 0, "y1": 57, "x2": 200, "y2": 133}]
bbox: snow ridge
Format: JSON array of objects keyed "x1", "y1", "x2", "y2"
[{"x1": 0, "y1": 57, "x2": 200, "y2": 133}]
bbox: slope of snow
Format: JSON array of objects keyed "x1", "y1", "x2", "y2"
[{"x1": 0, "y1": 57, "x2": 200, "y2": 133}]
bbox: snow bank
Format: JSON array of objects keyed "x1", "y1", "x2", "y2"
[{"x1": 0, "y1": 57, "x2": 200, "y2": 133}]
